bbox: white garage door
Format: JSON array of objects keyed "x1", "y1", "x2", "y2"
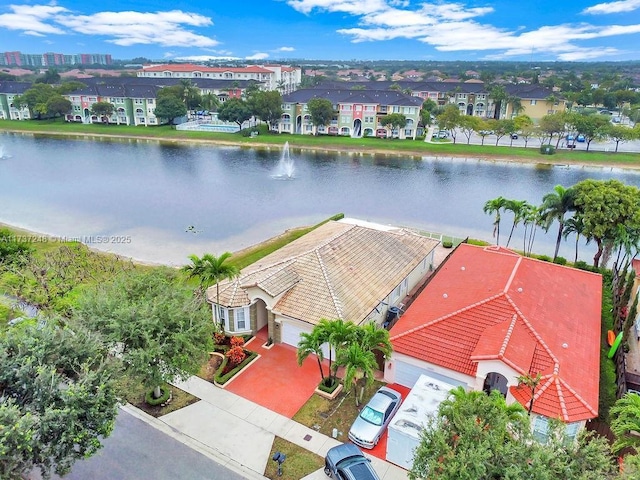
[
  {"x1": 394, "y1": 360, "x2": 466, "y2": 389},
  {"x1": 281, "y1": 321, "x2": 332, "y2": 359},
  {"x1": 281, "y1": 321, "x2": 313, "y2": 349}
]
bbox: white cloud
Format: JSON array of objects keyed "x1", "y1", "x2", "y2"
[
  {"x1": 290, "y1": 0, "x2": 640, "y2": 60},
  {"x1": 245, "y1": 52, "x2": 269, "y2": 60},
  {"x1": 278, "y1": 46, "x2": 295, "y2": 51},
  {"x1": 583, "y1": 0, "x2": 640, "y2": 14},
  {"x1": 0, "y1": 4, "x2": 67, "y2": 34},
  {"x1": 0, "y1": 4, "x2": 218, "y2": 48}
]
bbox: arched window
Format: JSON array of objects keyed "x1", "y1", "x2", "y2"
[{"x1": 482, "y1": 372, "x2": 508, "y2": 397}]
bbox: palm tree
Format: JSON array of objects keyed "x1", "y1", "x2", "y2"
[
  {"x1": 483, "y1": 196, "x2": 507, "y2": 245},
  {"x1": 357, "y1": 322, "x2": 393, "y2": 360},
  {"x1": 326, "y1": 318, "x2": 358, "y2": 384},
  {"x1": 336, "y1": 342, "x2": 377, "y2": 406},
  {"x1": 562, "y1": 215, "x2": 589, "y2": 264},
  {"x1": 610, "y1": 393, "x2": 640, "y2": 453},
  {"x1": 182, "y1": 252, "x2": 239, "y2": 325},
  {"x1": 503, "y1": 199, "x2": 529, "y2": 248},
  {"x1": 540, "y1": 185, "x2": 575, "y2": 261},
  {"x1": 522, "y1": 204, "x2": 544, "y2": 256},
  {"x1": 297, "y1": 330, "x2": 326, "y2": 383},
  {"x1": 516, "y1": 372, "x2": 542, "y2": 415}
]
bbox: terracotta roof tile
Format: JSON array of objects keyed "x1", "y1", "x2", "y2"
[
  {"x1": 208, "y1": 221, "x2": 439, "y2": 325},
  {"x1": 391, "y1": 243, "x2": 601, "y2": 422}
]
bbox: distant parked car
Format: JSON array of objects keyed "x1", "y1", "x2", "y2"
[
  {"x1": 510, "y1": 133, "x2": 518, "y2": 140},
  {"x1": 432, "y1": 130, "x2": 449, "y2": 139},
  {"x1": 566, "y1": 134, "x2": 575, "y2": 142},
  {"x1": 324, "y1": 444, "x2": 380, "y2": 480},
  {"x1": 348, "y1": 386, "x2": 402, "y2": 449},
  {"x1": 479, "y1": 130, "x2": 494, "y2": 135},
  {"x1": 577, "y1": 134, "x2": 586, "y2": 142}
]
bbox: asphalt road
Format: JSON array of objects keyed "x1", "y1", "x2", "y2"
[{"x1": 30, "y1": 408, "x2": 249, "y2": 480}]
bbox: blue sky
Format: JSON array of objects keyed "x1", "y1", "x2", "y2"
[{"x1": 1, "y1": 0, "x2": 640, "y2": 62}]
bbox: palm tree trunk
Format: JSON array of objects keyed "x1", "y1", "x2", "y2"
[
  {"x1": 506, "y1": 223, "x2": 516, "y2": 247},
  {"x1": 593, "y1": 239, "x2": 603, "y2": 268},
  {"x1": 317, "y1": 357, "x2": 325, "y2": 381},
  {"x1": 574, "y1": 234, "x2": 580, "y2": 264},
  {"x1": 216, "y1": 284, "x2": 222, "y2": 328},
  {"x1": 553, "y1": 222, "x2": 563, "y2": 261},
  {"x1": 153, "y1": 385, "x2": 162, "y2": 399}
]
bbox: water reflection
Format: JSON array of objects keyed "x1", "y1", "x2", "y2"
[{"x1": 0, "y1": 132, "x2": 639, "y2": 265}]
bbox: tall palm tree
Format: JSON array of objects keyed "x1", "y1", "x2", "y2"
[
  {"x1": 610, "y1": 393, "x2": 640, "y2": 453},
  {"x1": 182, "y1": 252, "x2": 239, "y2": 325},
  {"x1": 357, "y1": 322, "x2": 393, "y2": 360},
  {"x1": 483, "y1": 196, "x2": 507, "y2": 245},
  {"x1": 326, "y1": 318, "x2": 358, "y2": 383},
  {"x1": 522, "y1": 204, "x2": 544, "y2": 257},
  {"x1": 562, "y1": 215, "x2": 589, "y2": 264},
  {"x1": 297, "y1": 330, "x2": 326, "y2": 383},
  {"x1": 540, "y1": 185, "x2": 576, "y2": 261},
  {"x1": 503, "y1": 199, "x2": 529, "y2": 248},
  {"x1": 337, "y1": 342, "x2": 377, "y2": 406}
]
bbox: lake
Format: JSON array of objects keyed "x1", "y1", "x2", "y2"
[{"x1": 1, "y1": 132, "x2": 638, "y2": 265}]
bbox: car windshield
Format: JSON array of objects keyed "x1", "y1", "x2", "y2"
[{"x1": 359, "y1": 406, "x2": 384, "y2": 426}]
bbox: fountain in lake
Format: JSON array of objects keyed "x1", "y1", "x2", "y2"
[{"x1": 272, "y1": 141, "x2": 295, "y2": 179}]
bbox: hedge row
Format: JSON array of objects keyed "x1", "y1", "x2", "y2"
[{"x1": 214, "y1": 350, "x2": 258, "y2": 385}]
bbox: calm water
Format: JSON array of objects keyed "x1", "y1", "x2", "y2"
[{"x1": 1, "y1": 132, "x2": 639, "y2": 265}]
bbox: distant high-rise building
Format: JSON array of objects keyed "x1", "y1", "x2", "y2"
[{"x1": 0, "y1": 51, "x2": 112, "y2": 67}]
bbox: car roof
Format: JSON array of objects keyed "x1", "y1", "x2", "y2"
[
  {"x1": 367, "y1": 387, "x2": 400, "y2": 411},
  {"x1": 326, "y1": 443, "x2": 363, "y2": 464}
]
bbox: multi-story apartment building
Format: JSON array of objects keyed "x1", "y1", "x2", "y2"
[
  {"x1": 0, "y1": 51, "x2": 112, "y2": 67},
  {"x1": 0, "y1": 81, "x2": 32, "y2": 120},
  {"x1": 280, "y1": 88, "x2": 424, "y2": 139},
  {"x1": 137, "y1": 63, "x2": 302, "y2": 93}
]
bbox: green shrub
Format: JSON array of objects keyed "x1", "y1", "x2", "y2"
[
  {"x1": 574, "y1": 260, "x2": 589, "y2": 270},
  {"x1": 317, "y1": 378, "x2": 340, "y2": 394},
  {"x1": 553, "y1": 256, "x2": 567, "y2": 265},
  {"x1": 539, "y1": 145, "x2": 555, "y2": 155},
  {"x1": 214, "y1": 350, "x2": 257, "y2": 385},
  {"x1": 466, "y1": 238, "x2": 490, "y2": 246},
  {"x1": 442, "y1": 241, "x2": 453, "y2": 249},
  {"x1": 145, "y1": 386, "x2": 171, "y2": 406},
  {"x1": 0, "y1": 303, "x2": 10, "y2": 322},
  {"x1": 537, "y1": 255, "x2": 552, "y2": 262}
]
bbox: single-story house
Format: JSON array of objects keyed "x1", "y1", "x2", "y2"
[
  {"x1": 384, "y1": 243, "x2": 602, "y2": 441},
  {"x1": 206, "y1": 219, "x2": 439, "y2": 350}
]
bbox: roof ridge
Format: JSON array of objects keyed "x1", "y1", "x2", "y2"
[
  {"x1": 315, "y1": 249, "x2": 344, "y2": 319},
  {"x1": 505, "y1": 295, "x2": 560, "y2": 373},
  {"x1": 504, "y1": 256, "x2": 522, "y2": 292},
  {"x1": 499, "y1": 314, "x2": 518, "y2": 357},
  {"x1": 391, "y1": 291, "x2": 507, "y2": 341},
  {"x1": 557, "y1": 377, "x2": 599, "y2": 418},
  {"x1": 555, "y1": 377, "x2": 569, "y2": 421}
]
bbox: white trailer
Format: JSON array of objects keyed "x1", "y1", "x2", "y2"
[{"x1": 385, "y1": 374, "x2": 457, "y2": 470}]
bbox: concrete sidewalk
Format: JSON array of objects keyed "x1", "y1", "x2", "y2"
[{"x1": 131, "y1": 375, "x2": 409, "y2": 480}]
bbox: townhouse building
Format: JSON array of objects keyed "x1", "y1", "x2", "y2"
[
  {"x1": 280, "y1": 88, "x2": 423, "y2": 139},
  {"x1": 0, "y1": 81, "x2": 32, "y2": 120},
  {"x1": 137, "y1": 63, "x2": 302, "y2": 94}
]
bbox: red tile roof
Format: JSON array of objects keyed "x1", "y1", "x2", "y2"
[
  {"x1": 390, "y1": 244, "x2": 602, "y2": 422},
  {"x1": 141, "y1": 63, "x2": 272, "y2": 73}
]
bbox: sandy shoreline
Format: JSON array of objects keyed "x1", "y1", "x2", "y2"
[{"x1": 3, "y1": 127, "x2": 639, "y2": 171}]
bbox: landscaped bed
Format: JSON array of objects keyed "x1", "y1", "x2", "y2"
[
  {"x1": 126, "y1": 384, "x2": 200, "y2": 418},
  {"x1": 196, "y1": 333, "x2": 259, "y2": 386},
  {"x1": 293, "y1": 380, "x2": 386, "y2": 440}
]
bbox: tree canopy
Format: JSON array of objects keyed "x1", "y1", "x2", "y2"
[
  {"x1": 249, "y1": 90, "x2": 283, "y2": 129},
  {"x1": 307, "y1": 98, "x2": 335, "y2": 129},
  {"x1": 217, "y1": 97, "x2": 252, "y2": 129},
  {"x1": 410, "y1": 387, "x2": 616, "y2": 480},
  {"x1": 154, "y1": 95, "x2": 187, "y2": 125},
  {"x1": 74, "y1": 268, "x2": 214, "y2": 395},
  {"x1": 0, "y1": 322, "x2": 120, "y2": 480}
]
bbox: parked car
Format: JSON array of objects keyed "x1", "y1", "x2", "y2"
[
  {"x1": 432, "y1": 130, "x2": 449, "y2": 139},
  {"x1": 566, "y1": 134, "x2": 575, "y2": 141},
  {"x1": 510, "y1": 133, "x2": 518, "y2": 140},
  {"x1": 324, "y1": 444, "x2": 380, "y2": 480},
  {"x1": 576, "y1": 134, "x2": 586, "y2": 142},
  {"x1": 479, "y1": 130, "x2": 494, "y2": 135},
  {"x1": 348, "y1": 386, "x2": 402, "y2": 449}
]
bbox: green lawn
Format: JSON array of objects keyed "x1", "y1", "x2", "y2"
[
  {"x1": 2, "y1": 119, "x2": 639, "y2": 167},
  {"x1": 293, "y1": 380, "x2": 386, "y2": 441},
  {"x1": 264, "y1": 437, "x2": 325, "y2": 480}
]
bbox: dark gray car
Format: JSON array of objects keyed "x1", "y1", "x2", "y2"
[{"x1": 324, "y1": 444, "x2": 379, "y2": 480}]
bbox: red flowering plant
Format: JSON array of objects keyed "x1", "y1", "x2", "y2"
[
  {"x1": 214, "y1": 332, "x2": 226, "y2": 345},
  {"x1": 225, "y1": 346, "x2": 246, "y2": 367},
  {"x1": 230, "y1": 336, "x2": 245, "y2": 348}
]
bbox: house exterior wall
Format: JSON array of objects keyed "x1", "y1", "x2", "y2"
[
  {"x1": 384, "y1": 352, "x2": 474, "y2": 387},
  {"x1": 474, "y1": 358, "x2": 520, "y2": 392}
]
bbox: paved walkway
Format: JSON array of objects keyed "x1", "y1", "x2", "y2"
[{"x1": 133, "y1": 375, "x2": 410, "y2": 480}]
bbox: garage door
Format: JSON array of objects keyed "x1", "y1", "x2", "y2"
[
  {"x1": 394, "y1": 360, "x2": 466, "y2": 389},
  {"x1": 281, "y1": 321, "x2": 332, "y2": 359},
  {"x1": 281, "y1": 321, "x2": 312, "y2": 348}
]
